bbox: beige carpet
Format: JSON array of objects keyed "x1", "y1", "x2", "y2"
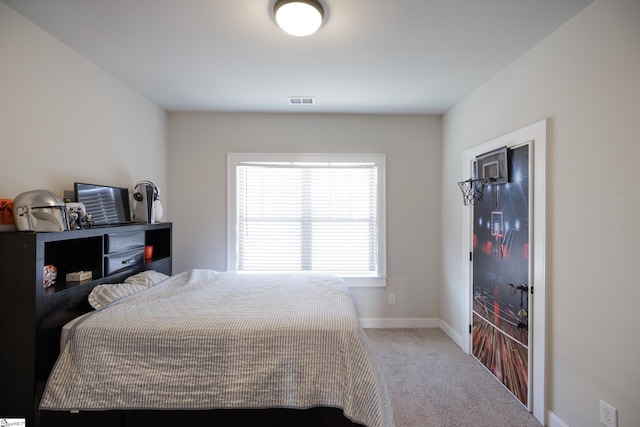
[{"x1": 364, "y1": 328, "x2": 543, "y2": 427}]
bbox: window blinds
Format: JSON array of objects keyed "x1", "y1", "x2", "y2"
[{"x1": 235, "y1": 162, "x2": 378, "y2": 275}]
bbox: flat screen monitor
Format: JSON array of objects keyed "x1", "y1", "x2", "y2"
[{"x1": 74, "y1": 182, "x2": 132, "y2": 226}]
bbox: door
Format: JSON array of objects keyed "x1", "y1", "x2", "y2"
[{"x1": 471, "y1": 144, "x2": 530, "y2": 407}]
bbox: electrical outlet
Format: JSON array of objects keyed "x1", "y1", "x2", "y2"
[
  {"x1": 599, "y1": 400, "x2": 617, "y2": 427},
  {"x1": 388, "y1": 293, "x2": 396, "y2": 304}
]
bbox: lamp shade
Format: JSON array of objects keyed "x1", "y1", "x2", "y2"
[{"x1": 274, "y1": 0, "x2": 324, "y2": 37}]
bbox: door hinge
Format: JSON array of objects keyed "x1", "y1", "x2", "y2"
[
  {"x1": 469, "y1": 324, "x2": 472, "y2": 334},
  {"x1": 470, "y1": 252, "x2": 473, "y2": 262},
  {"x1": 530, "y1": 286, "x2": 534, "y2": 294}
]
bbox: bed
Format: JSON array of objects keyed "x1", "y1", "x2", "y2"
[{"x1": 39, "y1": 269, "x2": 395, "y2": 427}]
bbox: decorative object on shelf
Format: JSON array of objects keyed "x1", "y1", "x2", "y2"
[
  {"x1": 13, "y1": 190, "x2": 69, "y2": 231},
  {"x1": 43, "y1": 264, "x2": 57, "y2": 288},
  {"x1": 133, "y1": 180, "x2": 159, "y2": 224},
  {"x1": 274, "y1": 0, "x2": 324, "y2": 37},
  {"x1": 154, "y1": 199, "x2": 163, "y2": 222},
  {"x1": 84, "y1": 213, "x2": 95, "y2": 228},
  {"x1": 0, "y1": 199, "x2": 14, "y2": 224},
  {"x1": 144, "y1": 245, "x2": 154, "y2": 259},
  {"x1": 65, "y1": 202, "x2": 86, "y2": 230},
  {"x1": 66, "y1": 271, "x2": 92, "y2": 282}
]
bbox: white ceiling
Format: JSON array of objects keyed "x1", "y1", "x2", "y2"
[{"x1": 3, "y1": 0, "x2": 594, "y2": 114}]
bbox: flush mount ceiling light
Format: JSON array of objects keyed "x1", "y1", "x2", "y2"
[{"x1": 274, "y1": 0, "x2": 324, "y2": 37}]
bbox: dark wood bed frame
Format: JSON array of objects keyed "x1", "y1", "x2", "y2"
[
  {"x1": 0, "y1": 222, "x2": 362, "y2": 427},
  {"x1": 40, "y1": 407, "x2": 362, "y2": 427}
]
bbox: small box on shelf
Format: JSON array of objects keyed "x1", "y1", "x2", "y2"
[{"x1": 66, "y1": 271, "x2": 92, "y2": 282}]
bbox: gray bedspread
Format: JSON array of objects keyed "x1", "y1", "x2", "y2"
[{"x1": 40, "y1": 269, "x2": 394, "y2": 427}]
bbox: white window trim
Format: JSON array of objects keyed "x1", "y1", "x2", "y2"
[{"x1": 227, "y1": 153, "x2": 387, "y2": 288}]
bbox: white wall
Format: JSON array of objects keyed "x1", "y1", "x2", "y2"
[
  {"x1": 168, "y1": 112, "x2": 441, "y2": 321},
  {"x1": 441, "y1": 0, "x2": 640, "y2": 426},
  {"x1": 0, "y1": 2, "x2": 167, "y2": 206}
]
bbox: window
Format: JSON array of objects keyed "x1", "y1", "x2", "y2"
[{"x1": 227, "y1": 153, "x2": 386, "y2": 287}]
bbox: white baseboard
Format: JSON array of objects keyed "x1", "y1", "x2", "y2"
[
  {"x1": 438, "y1": 319, "x2": 465, "y2": 349},
  {"x1": 358, "y1": 318, "x2": 465, "y2": 349},
  {"x1": 358, "y1": 317, "x2": 440, "y2": 329},
  {"x1": 548, "y1": 410, "x2": 569, "y2": 427}
]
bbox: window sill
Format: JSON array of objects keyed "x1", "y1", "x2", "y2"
[
  {"x1": 233, "y1": 271, "x2": 387, "y2": 288},
  {"x1": 342, "y1": 276, "x2": 387, "y2": 288}
]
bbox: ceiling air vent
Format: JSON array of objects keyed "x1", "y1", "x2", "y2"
[{"x1": 288, "y1": 96, "x2": 315, "y2": 105}]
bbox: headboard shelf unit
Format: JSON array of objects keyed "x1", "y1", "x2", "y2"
[
  {"x1": 0, "y1": 222, "x2": 172, "y2": 427},
  {"x1": 43, "y1": 236, "x2": 102, "y2": 291},
  {"x1": 144, "y1": 226, "x2": 171, "y2": 261}
]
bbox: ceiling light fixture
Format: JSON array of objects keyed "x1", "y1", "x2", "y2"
[{"x1": 274, "y1": 0, "x2": 324, "y2": 37}]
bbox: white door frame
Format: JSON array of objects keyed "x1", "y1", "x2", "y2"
[{"x1": 460, "y1": 119, "x2": 548, "y2": 425}]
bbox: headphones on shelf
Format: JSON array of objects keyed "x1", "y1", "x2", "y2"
[{"x1": 133, "y1": 180, "x2": 159, "y2": 202}]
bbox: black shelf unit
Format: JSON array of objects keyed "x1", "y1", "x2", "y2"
[{"x1": 0, "y1": 222, "x2": 172, "y2": 426}]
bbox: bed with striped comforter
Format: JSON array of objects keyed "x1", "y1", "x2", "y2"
[{"x1": 40, "y1": 269, "x2": 394, "y2": 427}]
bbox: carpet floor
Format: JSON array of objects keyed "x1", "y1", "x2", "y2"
[{"x1": 364, "y1": 328, "x2": 543, "y2": 427}]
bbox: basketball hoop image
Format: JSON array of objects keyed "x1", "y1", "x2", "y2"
[
  {"x1": 458, "y1": 178, "x2": 493, "y2": 206},
  {"x1": 459, "y1": 146, "x2": 508, "y2": 206},
  {"x1": 491, "y1": 211, "x2": 504, "y2": 238}
]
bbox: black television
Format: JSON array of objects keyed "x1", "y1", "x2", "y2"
[{"x1": 74, "y1": 182, "x2": 132, "y2": 226}]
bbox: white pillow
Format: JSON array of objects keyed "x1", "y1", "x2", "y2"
[
  {"x1": 124, "y1": 270, "x2": 170, "y2": 288},
  {"x1": 88, "y1": 283, "x2": 148, "y2": 309}
]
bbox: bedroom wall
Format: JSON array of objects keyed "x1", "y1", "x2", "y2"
[
  {"x1": 440, "y1": 0, "x2": 640, "y2": 426},
  {"x1": 0, "y1": 2, "x2": 167, "y2": 209},
  {"x1": 168, "y1": 112, "x2": 441, "y2": 322}
]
